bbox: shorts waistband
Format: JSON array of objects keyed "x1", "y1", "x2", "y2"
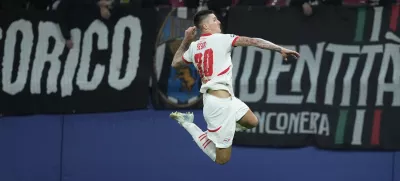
[{"x1": 204, "y1": 92, "x2": 232, "y2": 102}]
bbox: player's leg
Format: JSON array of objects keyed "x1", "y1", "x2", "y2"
[
  {"x1": 210, "y1": 97, "x2": 258, "y2": 165},
  {"x1": 226, "y1": 96, "x2": 258, "y2": 132},
  {"x1": 237, "y1": 109, "x2": 259, "y2": 129},
  {"x1": 212, "y1": 121, "x2": 236, "y2": 165},
  {"x1": 169, "y1": 112, "x2": 217, "y2": 162},
  {"x1": 202, "y1": 93, "x2": 238, "y2": 165},
  {"x1": 215, "y1": 146, "x2": 232, "y2": 165},
  {"x1": 213, "y1": 117, "x2": 258, "y2": 165}
]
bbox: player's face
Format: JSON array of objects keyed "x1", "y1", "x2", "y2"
[{"x1": 203, "y1": 14, "x2": 221, "y2": 33}]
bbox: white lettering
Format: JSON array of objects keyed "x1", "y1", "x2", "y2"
[
  {"x1": 358, "y1": 45, "x2": 383, "y2": 106},
  {"x1": 276, "y1": 113, "x2": 288, "y2": 132},
  {"x1": 256, "y1": 111, "x2": 330, "y2": 135},
  {"x1": 377, "y1": 43, "x2": 400, "y2": 106},
  {"x1": 288, "y1": 113, "x2": 300, "y2": 134},
  {"x1": 310, "y1": 112, "x2": 320, "y2": 133},
  {"x1": 265, "y1": 112, "x2": 283, "y2": 134},
  {"x1": 319, "y1": 114, "x2": 330, "y2": 136},
  {"x1": 292, "y1": 42, "x2": 325, "y2": 103},
  {"x1": 325, "y1": 44, "x2": 360, "y2": 105},
  {"x1": 31, "y1": 21, "x2": 64, "y2": 94},
  {"x1": 2, "y1": 20, "x2": 33, "y2": 95},
  {"x1": 300, "y1": 112, "x2": 312, "y2": 134},
  {"x1": 340, "y1": 57, "x2": 359, "y2": 106},
  {"x1": 76, "y1": 20, "x2": 107, "y2": 91},
  {"x1": 267, "y1": 46, "x2": 303, "y2": 104},
  {"x1": 239, "y1": 47, "x2": 270, "y2": 102},
  {"x1": 61, "y1": 29, "x2": 82, "y2": 97},
  {"x1": 109, "y1": 15, "x2": 142, "y2": 90},
  {"x1": 231, "y1": 46, "x2": 243, "y2": 89}
]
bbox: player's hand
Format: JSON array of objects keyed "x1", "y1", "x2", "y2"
[
  {"x1": 184, "y1": 26, "x2": 197, "y2": 41},
  {"x1": 281, "y1": 48, "x2": 300, "y2": 61}
]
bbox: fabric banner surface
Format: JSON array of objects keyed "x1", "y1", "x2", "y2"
[
  {"x1": 152, "y1": 7, "x2": 204, "y2": 109},
  {"x1": 227, "y1": 6, "x2": 400, "y2": 150},
  {"x1": 0, "y1": 7, "x2": 157, "y2": 115}
]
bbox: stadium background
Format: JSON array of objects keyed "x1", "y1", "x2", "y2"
[{"x1": 0, "y1": 0, "x2": 400, "y2": 181}]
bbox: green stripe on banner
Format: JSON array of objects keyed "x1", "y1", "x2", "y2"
[
  {"x1": 354, "y1": 7, "x2": 366, "y2": 42},
  {"x1": 335, "y1": 110, "x2": 348, "y2": 144}
]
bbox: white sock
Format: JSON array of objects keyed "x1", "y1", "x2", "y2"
[{"x1": 181, "y1": 122, "x2": 216, "y2": 162}]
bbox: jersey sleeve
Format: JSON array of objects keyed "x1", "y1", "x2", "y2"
[
  {"x1": 182, "y1": 43, "x2": 193, "y2": 64},
  {"x1": 220, "y1": 34, "x2": 240, "y2": 51}
]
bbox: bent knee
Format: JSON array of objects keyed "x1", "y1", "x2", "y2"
[
  {"x1": 215, "y1": 154, "x2": 231, "y2": 165},
  {"x1": 246, "y1": 114, "x2": 259, "y2": 128},
  {"x1": 249, "y1": 116, "x2": 259, "y2": 127},
  {"x1": 215, "y1": 147, "x2": 232, "y2": 165},
  {"x1": 239, "y1": 110, "x2": 259, "y2": 129}
]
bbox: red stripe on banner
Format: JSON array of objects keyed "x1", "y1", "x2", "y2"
[
  {"x1": 371, "y1": 109, "x2": 382, "y2": 145},
  {"x1": 203, "y1": 140, "x2": 212, "y2": 149},
  {"x1": 390, "y1": 5, "x2": 399, "y2": 31}
]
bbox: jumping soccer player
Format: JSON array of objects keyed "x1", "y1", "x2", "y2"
[{"x1": 170, "y1": 10, "x2": 300, "y2": 165}]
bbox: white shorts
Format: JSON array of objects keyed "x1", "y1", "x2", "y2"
[{"x1": 202, "y1": 93, "x2": 249, "y2": 148}]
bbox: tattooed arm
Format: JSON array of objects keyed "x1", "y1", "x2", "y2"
[
  {"x1": 234, "y1": 36, "x2": 283, "y2": 52},
  {"x1": 171, "y1": 39, "x2": 191, "y2": 69},
  {"x1": 233, "y1": 36, "x2": 300, "y2": 60},
  {"x1": 171, "y1": 26, "x2": 197, "y2": 68}
]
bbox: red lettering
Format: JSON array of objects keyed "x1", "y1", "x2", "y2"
[
  {"x1": 194, "y1": 48, "x2": 214, "y2": 82},
  {"x1": 194, "y1": 53, "x2": 204, "y2": 78},
  {"x1": 203, "y1": 49, "x2": 213, "y2": 76},
  {"x1": 197, "y1": 42, "x2": 207, "y2": 50}
]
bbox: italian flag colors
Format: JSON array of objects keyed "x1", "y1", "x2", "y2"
[
  {"x1": 336, "y1": 5, "x2": 400, "y2": 146},
  {"x1": 354, "y1": 5, "x2": 399, "y2": 42},
  {"x1": 335, "y1": 109, "x2": 382, "y2": 146}
]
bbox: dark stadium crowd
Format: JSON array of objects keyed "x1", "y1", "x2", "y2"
[
  {"x1": 1, "y1": 0, "x2": 399, "y2": 11},
  {"x1": 0, "y1": 0, "x2": 398, "y2": 49}
]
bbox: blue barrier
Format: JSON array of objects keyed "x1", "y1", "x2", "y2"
[
  {"x1": 0, "y1": 110, "x2": 398, "y2": 181},
  {"x1": 0, "y1": 115, "x2": 62, "y2": 181},
  {"x1": 395, "y1": 152, "x2": 400, "y2": 181}
]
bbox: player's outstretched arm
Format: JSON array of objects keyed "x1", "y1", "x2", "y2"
[{"x1": 234, "y1": 36, "x2": 300, "y2": 61}]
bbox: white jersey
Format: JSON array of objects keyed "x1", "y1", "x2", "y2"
[{"x1": 182, "y1": 33, "x2": 239, "y2": 97}]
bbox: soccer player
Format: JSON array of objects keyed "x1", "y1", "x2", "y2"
[{"x1": 170, "y1": 10, "x2": 300, "y2": 165}]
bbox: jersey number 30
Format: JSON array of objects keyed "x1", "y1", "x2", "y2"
[{"x1": 194, "y1": 48, "x2": 214, "y2": 79}]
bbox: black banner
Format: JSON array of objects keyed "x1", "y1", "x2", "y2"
[
  {"x1": 0, "y1": 7, "x2": 157, "y2": 115},
  {"x1": 151, "y1": 7, "x2": 204, "y2": 109},
  {"x1": 228, "y1": 6, "x2": 400, "y2": 150}
]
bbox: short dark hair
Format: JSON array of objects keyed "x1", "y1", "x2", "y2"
[{"x1": 193, "y1": 10, "x2": 215, "y2": 29}]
